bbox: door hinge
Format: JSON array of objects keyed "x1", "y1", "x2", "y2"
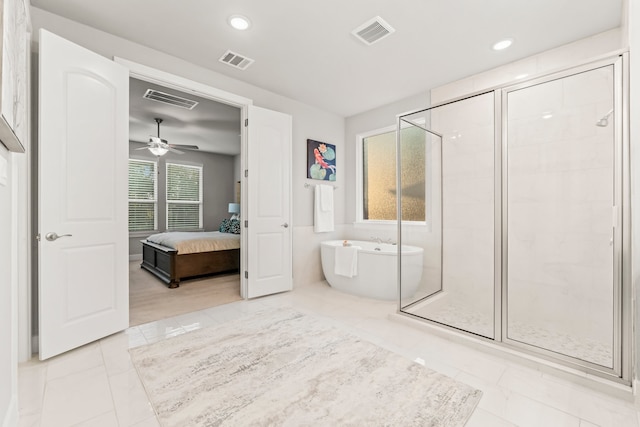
[
  {"x1": 244, "y1": 169, "x2": 248, "y2": 178},
  {"x1": 245, "y1": 118, "x2": 248, "y2": 127},
  {"x1": 244, "y1": 220, "x2": 248, "y2": 228},
  {"x1": 244, "y1": 271, "x2": 248, "y2": 279}
]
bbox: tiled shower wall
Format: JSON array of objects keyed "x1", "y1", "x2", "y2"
[{"x1": 506, "y1": 66, "x2": 615, "y2": 353}]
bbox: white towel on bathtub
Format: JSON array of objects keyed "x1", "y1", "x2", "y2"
[
  {"x1": 334, "y1": 245, "x2": 359, "y2": 278},
  {"x1": 314, "y1": 184, "x2": 334, "y2": 233}
]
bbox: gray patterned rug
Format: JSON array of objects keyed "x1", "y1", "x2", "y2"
[{"x1": 130, "y1": 307, "x2": 482, "y2": 426}]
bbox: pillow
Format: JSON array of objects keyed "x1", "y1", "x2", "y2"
[
  {"x1": 227, "y1": 219, "x2": 241, "y2": 234},
  {"x1": 219, "y1": 218, "x2": 240, "y2": 234}
]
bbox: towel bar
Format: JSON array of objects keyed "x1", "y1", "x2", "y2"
[{"x1": 304, "y1": 183, "x2": 337, "y2": 190}]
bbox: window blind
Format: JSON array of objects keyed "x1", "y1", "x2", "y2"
[
  {"x1": 128, "y1": 159, "x2": 157, "y2": 231},
  {"x1": 166, "y1": 162, "x2": 202, "y2": 230}
]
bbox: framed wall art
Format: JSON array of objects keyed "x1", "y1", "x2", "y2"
[{"x1": 307, "y1": 139, "x2": 336, "y2": 181}]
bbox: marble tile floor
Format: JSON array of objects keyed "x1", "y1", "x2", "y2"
[
  {"x1": 18, "y1": 281, "x2": 640, "y2": 427},
  {"x1": 407, "y1": 294, "x2": 612, "y2": 367}
]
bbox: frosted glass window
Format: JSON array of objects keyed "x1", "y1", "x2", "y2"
[{"x1": 362, "y1": 127, "x2": 425, "y2": 221}]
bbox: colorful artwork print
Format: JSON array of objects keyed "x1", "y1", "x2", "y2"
[{"x1": 307, "y1": 139, "x2": 336, "y2": 181}]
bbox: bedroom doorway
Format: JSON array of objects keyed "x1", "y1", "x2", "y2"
[
  {"x1": 118, "y1": 58, "x2": 293, "y2": 304},
  {"x1": 127, "y1": 77, "x2": 244, "y2": 326}
]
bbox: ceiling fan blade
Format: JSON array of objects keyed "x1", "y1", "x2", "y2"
[
  {"x1": 134, "y1": 146, "x2": 149, "y2": 150},
  {"x1": 170, "y1": 144, "x2": 199, "y2": 150},
  {"x1": 167, "y1": 147, "x2": 184, "y2": 154}
]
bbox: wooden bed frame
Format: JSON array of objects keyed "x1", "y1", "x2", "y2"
[{"x1": 140, "y1": 240, "x2": 240, "y2": 288}]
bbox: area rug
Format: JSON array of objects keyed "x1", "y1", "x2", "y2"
[{"x1": 130, "y1": 308, "x2": 482, "y2": 426}]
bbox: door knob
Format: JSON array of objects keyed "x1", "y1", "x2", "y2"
[
  {"x1": 281, "y1": 223, "x2": 289, "y2": 228},
  {"x1": 45, "y1": 232, "x2": 72, "y2": 241}
]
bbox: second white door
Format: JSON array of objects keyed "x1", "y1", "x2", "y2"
[
  {"x1": 247, "y1": 106, "x2": 292, "y2": 298},
  {"x1": 38, "y1": 30, "x2": 129, "y2": 360}
]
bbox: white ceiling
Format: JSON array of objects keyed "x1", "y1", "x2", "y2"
[
  {"x1": 31, "y1": 0, "x2": 622, "y2": 118},
  {"x1": 129, "y1": 78, "x2": 241, "y2": 155}
]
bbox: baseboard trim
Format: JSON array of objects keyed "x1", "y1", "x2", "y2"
[
  {"x1": 2, "y1": 394, "x2": 18, "y2": 427},
  {"x1": 129, "y1": 254, "x2": 142, "y2": 262}
]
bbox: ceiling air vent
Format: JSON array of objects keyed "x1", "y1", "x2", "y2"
[
  {"x1": 219, "y1": 50, "x2": 255, "y2": 70},
  {"x1": 143, "y1": 89, "x2": 199, "y2": 110},
  {"x1": 352, "y1": 16, "x2": 395, "y2": 45}
]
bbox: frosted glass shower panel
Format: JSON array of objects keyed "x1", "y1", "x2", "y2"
[
  {"x1": 400, "y1": 93, "x2": 496, "y2": 339},
  {"x1": 436, "y1": 92, "x2": 495, "y2": 338},
  {"x1": 397, "y1": 115, "x2": 441, "y2": 307},
  {"x1": 506, "y1": 66, "x2": 615, "y2": 368}
]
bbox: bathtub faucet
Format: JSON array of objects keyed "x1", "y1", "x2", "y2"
[{"x1": 370, "y1": 236, "x2": 394, "y2": 244}]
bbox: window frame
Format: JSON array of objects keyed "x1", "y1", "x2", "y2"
[
  {"x1": 355, "y1": 124, "x2": 429, "y2": 229},
  {"x1": 165, "y1": 161, "x2": 203, "y2": 231},
  {"x1": 128, "y1": 157, "x2": 158, "y2": 234}
]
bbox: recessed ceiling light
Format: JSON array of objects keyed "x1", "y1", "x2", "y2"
[
  {"x1": 515, "y1": 73, "x2": 529, "y2": 80},
  {"x1": 542, "y1": 111, "x2": 553, "y2": 119},
  {"x1": 492, "y1": 38, "x2": 513, "y2": 51},
  {"x1": 228, "y1": 15, "x2": 251, "y2": 30}
]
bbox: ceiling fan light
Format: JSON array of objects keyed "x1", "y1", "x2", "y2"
[{"x1": 149, "y1": 146, "x2": 168, "y2": 156}]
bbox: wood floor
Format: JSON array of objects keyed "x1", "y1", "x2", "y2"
[{"x1": 129, "y1": 260, "x2": 242, "y2": 326}]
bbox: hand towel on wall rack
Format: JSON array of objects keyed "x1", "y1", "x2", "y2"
[
  {"x1": 314, "y1": 184, "x2": 334, "y2": 232},
  {"x1": 320, "y1": 183, "x2": 333, "y2": 212}
]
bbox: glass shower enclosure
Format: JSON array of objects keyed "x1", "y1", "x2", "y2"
[{"x1": 397, "y1": 55, "x2": 630, "y2": 383}]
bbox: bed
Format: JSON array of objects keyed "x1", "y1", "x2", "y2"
[{"x1": 140, "y1": 231, "x2": 240, "y2": 288}]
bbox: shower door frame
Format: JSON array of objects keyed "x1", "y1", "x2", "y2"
[
  {"x1": 500, "y1": 54, "x2": 630, "y2": 382},
  {"x1": 396, "y1": 53, "x2": 631, "y2": 385}
]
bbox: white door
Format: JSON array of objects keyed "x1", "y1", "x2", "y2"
[
  {"x1": 38, "y1": 30, "x2": 129, "y2": 360},
  {"x1": 247, "y1": 106, "x2": 292, "y2": 298}
]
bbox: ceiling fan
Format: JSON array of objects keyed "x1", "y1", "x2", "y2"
[{"x1": 133, "y1": 118, "x2": 199, "y2": 156}]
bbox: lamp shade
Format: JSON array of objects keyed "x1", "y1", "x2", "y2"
[{"x1": 228, "y1": 203, "x2": 240, "y2": 214}]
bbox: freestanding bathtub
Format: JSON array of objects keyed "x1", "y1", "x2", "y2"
[{"x1": 320, "y1": 240, "x2": 423, "y2": 301}]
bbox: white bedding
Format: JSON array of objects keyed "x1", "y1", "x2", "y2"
[{"x1": 146, "y1": 231, "x2": 240, "y2": 254}]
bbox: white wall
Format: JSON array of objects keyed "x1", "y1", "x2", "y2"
[
  {"x1": 1, "y1": 0, "x2": 30, "y2": 422},
  {"x1": 0, "y1": 147, "x2": 18, "y2": 427},
  {"x1": 29, "y1": 7, "x2": 346, "y2": 286},
  {"x1": 627, "y1": 0, "x2": 640, "y2": 390}
]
